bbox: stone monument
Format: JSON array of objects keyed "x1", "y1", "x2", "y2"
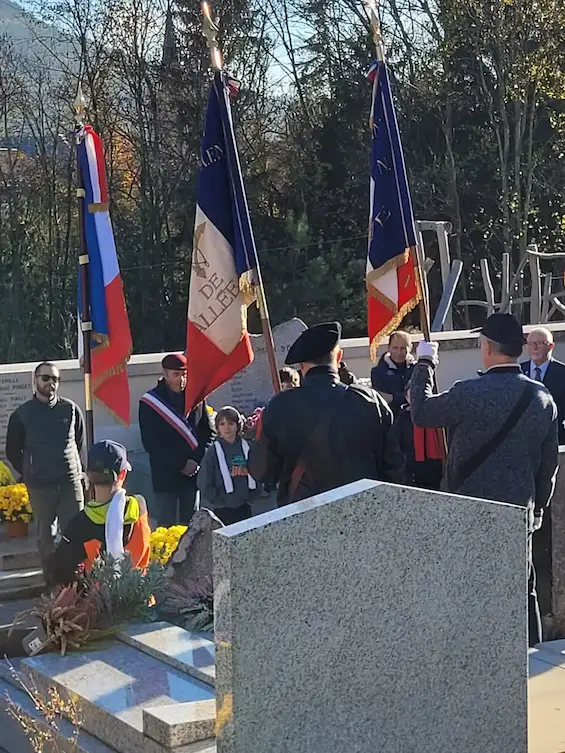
[
  {"x1": 213, "y1": 479, "x2": 528, "y2": 753},
  {"x1": 210, "y1": 318, "x2": 306, "y2": 414},
  {"x1": 166, "y1": 508, "x2": 224, "y2": 590}
]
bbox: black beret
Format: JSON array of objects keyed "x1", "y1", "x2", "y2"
[
  {"x1": 285, "y1": 322, "x2": 342, "y2": 365},
  {"x1": 474, "y1": 313, "x2": 526, "y2": 346},
  {"x1": 161, "y1": 353, "x2": 187, "y2": 370}
]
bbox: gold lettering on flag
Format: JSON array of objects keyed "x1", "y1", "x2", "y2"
[{"x1": 192, "y1": 222, "x2": 210, "y2": 279}]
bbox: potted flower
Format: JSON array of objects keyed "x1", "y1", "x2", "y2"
[{"x1": 0, "y1": 483, "x2": 33, "y2": 537}]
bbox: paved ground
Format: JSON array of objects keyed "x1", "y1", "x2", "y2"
[{"x1": 0, "y1": 597, "x2": 39, "y2": 631}]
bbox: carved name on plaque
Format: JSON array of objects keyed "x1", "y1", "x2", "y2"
[{"x1": 0, "y1": 373, "x2": 32, "y2": 458}]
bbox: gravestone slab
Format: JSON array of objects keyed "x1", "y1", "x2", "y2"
[
  {"x1": 119, "y1": 623, "x2": 215, "y2": 685},
  {"x1": 23, "y1": 643, "x2": 215, "y2": 753},
  {"x1": 213, "y1": 480, "x2": 528, "y2": 753},
  {"x1": 0, "y1": 372, "x2": 32, "y2": 461},
  {"x1": 143, "y1": 700, "x2": 216, "y2": 747},
  {"x1": 210, "y1": 318, "x2": 306, "y2": 414}
]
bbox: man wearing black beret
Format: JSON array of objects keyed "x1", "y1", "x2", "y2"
[
  {"x1": 248, "y1": 321, "x2": 394, "y2": 505},
  {"x1": 139, "y1": 353, "x2": 215, "y2": 526},
  {"x1": 410, "y1": 313, "x2": 559, "y2": 646}
]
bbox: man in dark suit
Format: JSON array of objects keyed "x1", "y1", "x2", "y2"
[
  {"x1": 139, "y1": 353, "x2": 215, "y2": 526},
  {"x1": 521, "y1": 327, "x2": 565, "y2": 444}
]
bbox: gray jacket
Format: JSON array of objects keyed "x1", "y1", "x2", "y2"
[
  {"x1": 6, "y1": 396, "x2": 86, "y2": 488},
  {"x1": 197, "y1": 437, "x2": 259, "y2": 510},
  {"x1": 410, "y1": 362, "x2": 558, "y2": 512}
]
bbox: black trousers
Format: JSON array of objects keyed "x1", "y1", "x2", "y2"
[
  {"x1": 153, "y1": 482, "x2": 197, "y2": 527},
  {"x1": 214, "y1": 504, "x2": 252, "y2": 526},
  {"x1": 528, "y1": 532, "x2": 542, "y2": 647}
]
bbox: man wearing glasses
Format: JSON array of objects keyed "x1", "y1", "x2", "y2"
[
  {"x1": 521, "y1": 328, "x2": 565, "y2": 444},
  {"x1": 6, "y1": 362, "x2": 86, "y2": 574}
]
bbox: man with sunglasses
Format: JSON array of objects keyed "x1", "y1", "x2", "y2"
[{"x1": 6, "y1": 362, "x2": 86, "y2": 574}]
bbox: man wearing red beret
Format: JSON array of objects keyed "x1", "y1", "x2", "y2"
[{"x1": 139, "y1": 353, "x2": 215, "y2": 526}]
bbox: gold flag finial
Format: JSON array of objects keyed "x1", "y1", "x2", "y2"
[{"x1": 201, "y1": 2, "x2": 223, "y2": 71}]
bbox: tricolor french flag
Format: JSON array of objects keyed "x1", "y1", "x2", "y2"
[
  {"x1": 184, "y1": 71, "x2": 256, "y2": 413},
  {"x1": 77, "y1": 125, "x2": 133, "y2": 424},
  {"x1": 366, "y1": 60, "x2": 421, "y2": 360}
]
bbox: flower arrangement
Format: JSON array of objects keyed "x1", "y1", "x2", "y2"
[
  {"x1": 0, "y1": 483, "x2": 32, "y2": 522},
  {"x1": 160, "y1": 577, "x2": 214, "y2": 633},
  {"x1": 243, "y1": 406, "x2": 264, "y2": 442},
  {"x1": 150, "y1": 525, "x2": 188, "y2": 565},
  {"x1": 13, "y1": 554, "x2": 167, "y2": 656}
]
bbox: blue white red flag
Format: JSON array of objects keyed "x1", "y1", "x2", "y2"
[
  {"x1": 366, "y1": 60, "x2": 421, "y2": 359},
  {"x1": 77, "y1": 125, "x2": 132, "y2": 424},
  {"x1": 185, "y1": 70, "x2": 257, "y2": 413}
]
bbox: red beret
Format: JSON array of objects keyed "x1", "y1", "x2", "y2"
[{"x1": 161, "y1": 353, "x2": 187, "y2": 370}]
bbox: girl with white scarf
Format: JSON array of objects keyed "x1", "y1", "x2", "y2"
[{"x1": 197, "y1": 406, "x2": 259, "y2": 526}]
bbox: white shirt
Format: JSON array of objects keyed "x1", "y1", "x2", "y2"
[{"x1": 529, "y1": 358, "x2": 551, "y2": 382}]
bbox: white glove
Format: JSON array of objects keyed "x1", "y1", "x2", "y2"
[
  {"x1": 416, "y1": 340, "x2": 439, "y2": 366},
  {"x1": 532, "y1": 512, "x2": 543, "y2": 533}
]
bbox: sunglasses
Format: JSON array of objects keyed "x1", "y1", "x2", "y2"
[{"x1": 38, "y1": 375, "x2": 60, "y2": 383}]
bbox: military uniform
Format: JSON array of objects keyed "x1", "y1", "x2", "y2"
[
  {"x1": 410, "y1": 314, "x2": 559, "y2": 646},
  {"x1": 248, "y1": 322, "x2": 394, "y2": 505}
]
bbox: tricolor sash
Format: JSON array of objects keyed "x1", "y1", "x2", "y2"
[{"x1": 140, "y1": 390, "x2": 199, "y2": 450}]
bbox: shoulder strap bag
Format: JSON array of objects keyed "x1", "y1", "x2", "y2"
[{"x1": 451, "y1": 382, "x2": 536, "y2": 491}]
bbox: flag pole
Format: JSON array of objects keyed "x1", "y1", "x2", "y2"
[
  {"x1": 74, "y1": 84, "x2": 95, "y2": 450},
  {"x1": 366, "y1": 2, "x2": 432, "y2": 341},
  {"x1": 366, "y1": 2, "x2": 447, "y2": 456},
  {"x1": 201, "y1": 2, "x2": 281, "y2": 396}
]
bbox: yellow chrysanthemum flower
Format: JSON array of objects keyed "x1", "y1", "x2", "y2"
[
  {"x1": 0, "y1": 461, "x2": 16, "y2": 488},
  {"x1": 149, "y1": 525, "x2": 187, "y2": 565},
  {"x1": 0, "y1": 483, "x2": 32, "y2": 521}
]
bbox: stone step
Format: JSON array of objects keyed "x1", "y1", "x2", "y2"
[
  {"x1": 143, "y1": 700, "x2": 216, "y2": 748},
  {"x1": 22, "y1": 641, "x2": 216, "y2": 753},
  {"x1": 118, "y1": 623, "x2": 215, "y2": 686},
  {"x1": 0, "y1": 531, "x2": 41, "y2": 572},
  {"x1": 0, "y1": 567, "x2": 44, "y2": 601}
]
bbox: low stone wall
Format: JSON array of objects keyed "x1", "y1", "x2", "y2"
[
  {"x1": 2, "y1": 322, "x2": 565, "y2": 454},
  {"x1": 1, "y1": 322, "x2": 564, "y2": 512}
]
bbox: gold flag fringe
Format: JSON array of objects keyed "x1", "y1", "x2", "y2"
[
  {"x1": 368, "y1": 295, "x2": 421, "y2": 363},
  {"x1": 239, "y1": 270, "x2": 256, "y2": 307}
]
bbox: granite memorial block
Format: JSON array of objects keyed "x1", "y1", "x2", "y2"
[
  {"x1": 213, "y1": 480, "x2": 528, "y2": 753},
  {"x1": 210, "y1": 318, "x2": 306, "y2": 414}
]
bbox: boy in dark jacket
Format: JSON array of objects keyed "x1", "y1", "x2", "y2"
[
  {"x1": 197, "y1": 407, "x2": 260, "y2": 526},
  {"x1": 386, "y1": 384, "x2": 443, "y2": 490}
]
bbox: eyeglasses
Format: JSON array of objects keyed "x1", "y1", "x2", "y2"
[{"x1": 38, "y1": 375, "x2": 60, "y2": 383}]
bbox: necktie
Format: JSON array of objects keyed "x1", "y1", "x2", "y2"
[{"x1": 534, "y1": 366, "x2": 542, "y2": 382}]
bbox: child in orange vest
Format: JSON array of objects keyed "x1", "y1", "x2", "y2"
[{"x1": 46, "y1": 440, "x2": 151, "y2": 586}]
